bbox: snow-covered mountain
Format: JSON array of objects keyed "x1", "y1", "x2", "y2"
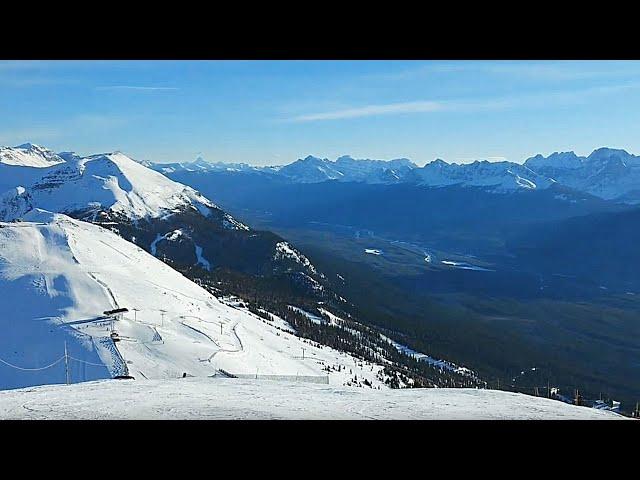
[
  {"x1": 0, "y1": 143, "x2": 65, "y2": 168},
  {"x1": 277, "y1": 155, "x2": 345, "y2": 182},
  {"x1": 276, "y1": 155, "x2": 419, "y2": 184},
  {"x1": 0, "y1": 211, "x2": 383, "y2": 390},
  {"x1": 271, "y1": 155, "x2": 555, "y2": 192},
  {"x1": 414, "y1": 159, "x2": 555, "y2": 192},
  {"x1": 146, "y1": 154, "x2": 418, "y2": 184},
  {"x1": 151, "y1": 147, "x2": 640, "y2": 203},
  {"x1": 23, "y1": 151, "x2": 219, "y2": 221},
  {"x1": 0, "y1": 144, "x2": 67, "y2": 195},
  {"x1": 144, "y1": 156, "x2": 274, "y2": 175},
  {"x1": 0, "y1": 145, "x2": 223, "y2": 222},
  {"x1": 525, "y1": 147, "x2": 640, "y2": 203}
]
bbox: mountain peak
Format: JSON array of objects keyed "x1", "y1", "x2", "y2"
[
  {"x1": 430, "y1": 158, "x2": 449, "y2": 166},
  {"x1": 525, "y1": 151, "x2": 583, "y2": 170},
  {"x1": 0, "y1": 143, "x2": 65, "y2": 168},
  {"x1": 301, "y1": 155, "x2": 326, "y2": 163},
  {"x1": 193, "y1": 154, "x2": 210, "y2": 164},
  {"x1": 2, "y1": 149, "x2": 219, "y2": 221},
  {"x1": 587, "y1": 147, "x2": 632, "y2": 160},
  {"x1": 16, "y1": 142, "x2": 45, "y2": 150}
]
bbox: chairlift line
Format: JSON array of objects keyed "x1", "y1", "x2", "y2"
[{"x1": 0, "y1": 355, "x2": 65, "y2": 371}]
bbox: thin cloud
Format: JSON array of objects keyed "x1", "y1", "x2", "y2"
[
  {"x1": 288, "y1": 82, "x2": 640, "y2": 122},
  {"x1": 96, "y1": 85, "x2": 179, "y2": 92},
  {"x1": 292, "y1": 101, "x2": 444, "y2": 121}
]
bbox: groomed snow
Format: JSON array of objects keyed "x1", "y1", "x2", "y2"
[{"x1": 0, "y1": 377, "x2": 624, "y2": 420}]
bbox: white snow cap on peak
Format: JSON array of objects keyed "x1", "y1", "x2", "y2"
[
  {"x1": 0, "y1": 147, "x2": 222, "y2": 222},
  {"x1": 0, "y1": 143, "x2": 65, "y2": 168}
]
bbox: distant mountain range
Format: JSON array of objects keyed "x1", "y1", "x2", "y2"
[{"x1": 143, "y1": 147, "x2": 640, "y2": 204}]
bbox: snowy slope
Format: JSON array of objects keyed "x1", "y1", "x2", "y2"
[
  {"x1": 27, "y1": 152, "x2": 218, "y2": 220},
  {"x1": 0, "y1": 145, "x2": 225, "y2": 222},
  {"x1": 0, "y1": 211, "x2": 383, "y2": 390},
  {"x1": 0, "y1": 377, "x2": 624, "y2": 419}
]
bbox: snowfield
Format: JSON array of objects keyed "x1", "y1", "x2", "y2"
[{"x1": 0, "y1": 377, "x2": 624, "y2": 420}]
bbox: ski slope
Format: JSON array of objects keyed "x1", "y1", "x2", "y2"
[
  {"x1": 0, "y1": 211, "x2": 384, "y2": 389},
  {"x1": 0, "y1": 377, "x2": 624, "y2": 419}
]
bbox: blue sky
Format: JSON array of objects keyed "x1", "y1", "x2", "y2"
[{"x1": 2, "y1": 60, "x2": 640, "y2": 166}]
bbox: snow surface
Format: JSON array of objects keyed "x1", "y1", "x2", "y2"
[
  {"x1": 0, "y1": 377, "x2": 624, "y2": 420},
  {"x1": 0, "y1": 212, "x2": 385, "y2": 389}
]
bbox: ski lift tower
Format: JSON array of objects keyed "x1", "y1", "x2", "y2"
[{"x1": 103, "y1": 308, "x2": 129, "y2": 340}]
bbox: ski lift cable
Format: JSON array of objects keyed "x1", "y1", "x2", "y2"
[
  {"x1": 68, "y1": 356, "x2": 110, "y2": 367},
  {"x1": 0, "y1": 355, "x2": 65, "y2": 371}
]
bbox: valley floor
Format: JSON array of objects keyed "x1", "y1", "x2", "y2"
[{"x1": 0, "y1": 378, "x2": 624, "y2": 420}]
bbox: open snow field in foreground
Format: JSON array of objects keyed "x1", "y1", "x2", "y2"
[{"x1": 0, "y1": 378, "x2": 625, "y2": 420}]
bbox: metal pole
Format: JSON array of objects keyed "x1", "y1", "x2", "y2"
[
  {"x1": 547, "y1": 379, "x2": 550, "y2": 398},
  {"x1": 64, "y1": 342, "x2": 70, "y2": 385}
]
